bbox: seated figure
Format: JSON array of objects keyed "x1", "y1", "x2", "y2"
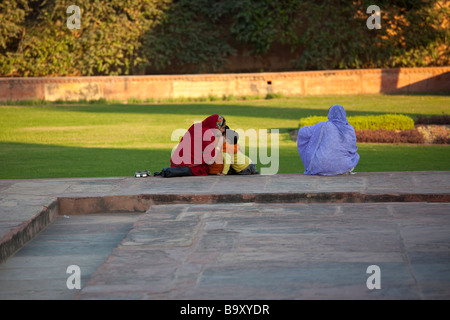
[{"x1": 297, "y1": 104, "x2": 360, "y2": 175}]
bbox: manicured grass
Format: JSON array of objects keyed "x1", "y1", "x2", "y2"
[{"x1": 0, "y1": 94, "x2": 449, "y2": 179}]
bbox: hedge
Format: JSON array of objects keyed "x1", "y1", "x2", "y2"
[
  {"x1": 299, "y1": 114, "x2": 415, "y2": 131},
  {"x1": 415, "y1": 114, "x2": 450, "y2": 125},
  {"x1": 356, "y1": 129, "x2": 425, "y2": 144}
]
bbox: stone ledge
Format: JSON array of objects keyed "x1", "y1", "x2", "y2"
[
  {"x1": 2, "y1": 190, "x2": 449, "y2": 263},
  {"x1": 57, "y1": 192, "x2": 450, "y2": 216},
  {"x1": 1, "y1": 171, "x2": 449, "y2": 264},
  {"x1": 0, "y1": 199, "x2": 59, "y2": 264}
]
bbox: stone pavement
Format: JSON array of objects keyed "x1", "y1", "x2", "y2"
[{"x1": 0, "y1": 172, "x2": 449, "y2": 300}]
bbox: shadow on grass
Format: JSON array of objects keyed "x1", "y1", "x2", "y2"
[
  {"x1": 0, "y1": 142, "x2": 172, "y2": 179},
  {"x1": 41, "y1": 103, "x2": 432, "y2": 124},
  {"x1": 1, "y1": 141, "x2": 449, "y2": 179},
  {"x1": 0, "y1": 141, "x2": 305, "y2": 179}
]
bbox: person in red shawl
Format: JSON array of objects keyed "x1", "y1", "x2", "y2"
[{"x1": 155, "y1": 114, "x2": 226, "y2": 177}]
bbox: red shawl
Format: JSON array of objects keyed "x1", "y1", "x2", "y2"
[{"x1": 170, "y1": 114, "x2": 224, "y2": 176}]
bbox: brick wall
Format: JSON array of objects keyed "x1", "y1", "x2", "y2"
[{"x1": 0, "y1": 67, "x2": 449, "y2": 102}]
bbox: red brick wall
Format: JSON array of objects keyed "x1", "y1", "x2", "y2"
[{"x1": 0, "y1": 67, "x2": 449, "y2": 102}]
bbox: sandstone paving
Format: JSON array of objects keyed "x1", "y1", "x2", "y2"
[
  {"x1": 0, "y1": 172, "x2": 449, "y2": 300},
  {"x1": 74, "y1": 202, "x2": 450, "y2": 300}
]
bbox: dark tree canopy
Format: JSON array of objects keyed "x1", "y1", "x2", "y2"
[{"x1": 1, "y1": 0, "x2": 448, "y2": 76}]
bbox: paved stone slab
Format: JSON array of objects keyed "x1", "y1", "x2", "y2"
[
  {"x1": 0, "y1": 214, "x2": 137, "y2": 300},
  {"x1": 74, "y1": 202, "x2": 450, "y2": 300},
  {"x1": 0, "y1": 172, "x2": 449, "y2": 300}
]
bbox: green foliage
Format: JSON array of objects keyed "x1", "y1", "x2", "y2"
[
  {"x1": 142, "y1": 0, "x2": 449, "y2": 72},
  {"x1": 0, "y1": 0, "x2": 448, "y2": 76},
  {"x1": 141, "y1": 0, "x2": 234, "y2": 73},
  {"x1": 299, "y1": 114, "x2": 415, "y2": 130},
  {"x1": 265, "y1": 93, "x2": 284, "y2": 100},
  {"x1": 292, "y1": 0, "x2": 449, "y2": 70},
  {"x1": 0, "y1": 0, "x2": 29, "y2": 51},
  {"x1": 0, "y1": 0, "x2": 172, "y2": 76}
]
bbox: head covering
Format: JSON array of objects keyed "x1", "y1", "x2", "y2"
[
  {"x1": 203, "y1": 114, "x2": 225, "y2": 129},
  {"x1": 171, "y1": 114, "x2": 223, "y2": 176},
  {"x1": 328, "y1": 104, "x2": 348, "y2": 124},
  {"x1": 297, "y1": 105, "x2": 360, "y2": 175},
  {"x1": 216, "y1": 115, "x2": 225, "y2": 128}
]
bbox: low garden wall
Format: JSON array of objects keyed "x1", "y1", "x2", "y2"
[{"x1": 0, "y1": 67, "x2": 449, "y2": 102}]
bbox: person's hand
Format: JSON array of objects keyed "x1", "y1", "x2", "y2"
[{"x1": 217, "y1": 173, "x2": 225, "y2": 176}]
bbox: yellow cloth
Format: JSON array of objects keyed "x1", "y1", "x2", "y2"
[{"x1": 222, "y1": 143, "x2": 251, "y2": 174}]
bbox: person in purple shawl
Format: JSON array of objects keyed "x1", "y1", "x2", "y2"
[{"x1": 297, "y1": 105, "x2": 360, "y2": 175}]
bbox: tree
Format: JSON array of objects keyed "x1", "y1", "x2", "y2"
[{"x1": 1, "y1": 0, "x2": 448, "y2": 76}]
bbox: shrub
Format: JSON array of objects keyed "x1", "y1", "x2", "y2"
[
  {"x1": 415, "y1": 114, "x2": 450, "y2": 125},
  {"x1": 435, "y1": 136, "x2": 450, "y2": 144},
  {"x1": 208, "y1": 94, "x2": 220, "y2": 102},
  {"x1": 127, "y1": 98, "x2": 143, "y2": 104},
  {"x1": 299, "y1": 114, "x2": 415, "y2": 130},
  {"x1": 222, "y1": 94, "x2": 236, "y2": 101},
  {"x1": 417, "y1": 125, "x2": 450, "y2": 144},
  {"x1": 265, "y1": 93, "x2": 284, "y2": 100},
  {"x1": 356, "y1": 129, "x2": 425, "y2": 144}
]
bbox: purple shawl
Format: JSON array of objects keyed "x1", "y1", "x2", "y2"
[{"x1": 297, "y1": 105, "x2": 360, "y2": 175}]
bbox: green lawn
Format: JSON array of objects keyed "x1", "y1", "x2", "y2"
[{"x1": 0, "y1": 94, "x2": 449, "y2": 179}]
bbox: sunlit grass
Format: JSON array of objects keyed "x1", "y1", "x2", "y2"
[{"x1": 0, "y1": 94, "x2": 449, "y2": 179}]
